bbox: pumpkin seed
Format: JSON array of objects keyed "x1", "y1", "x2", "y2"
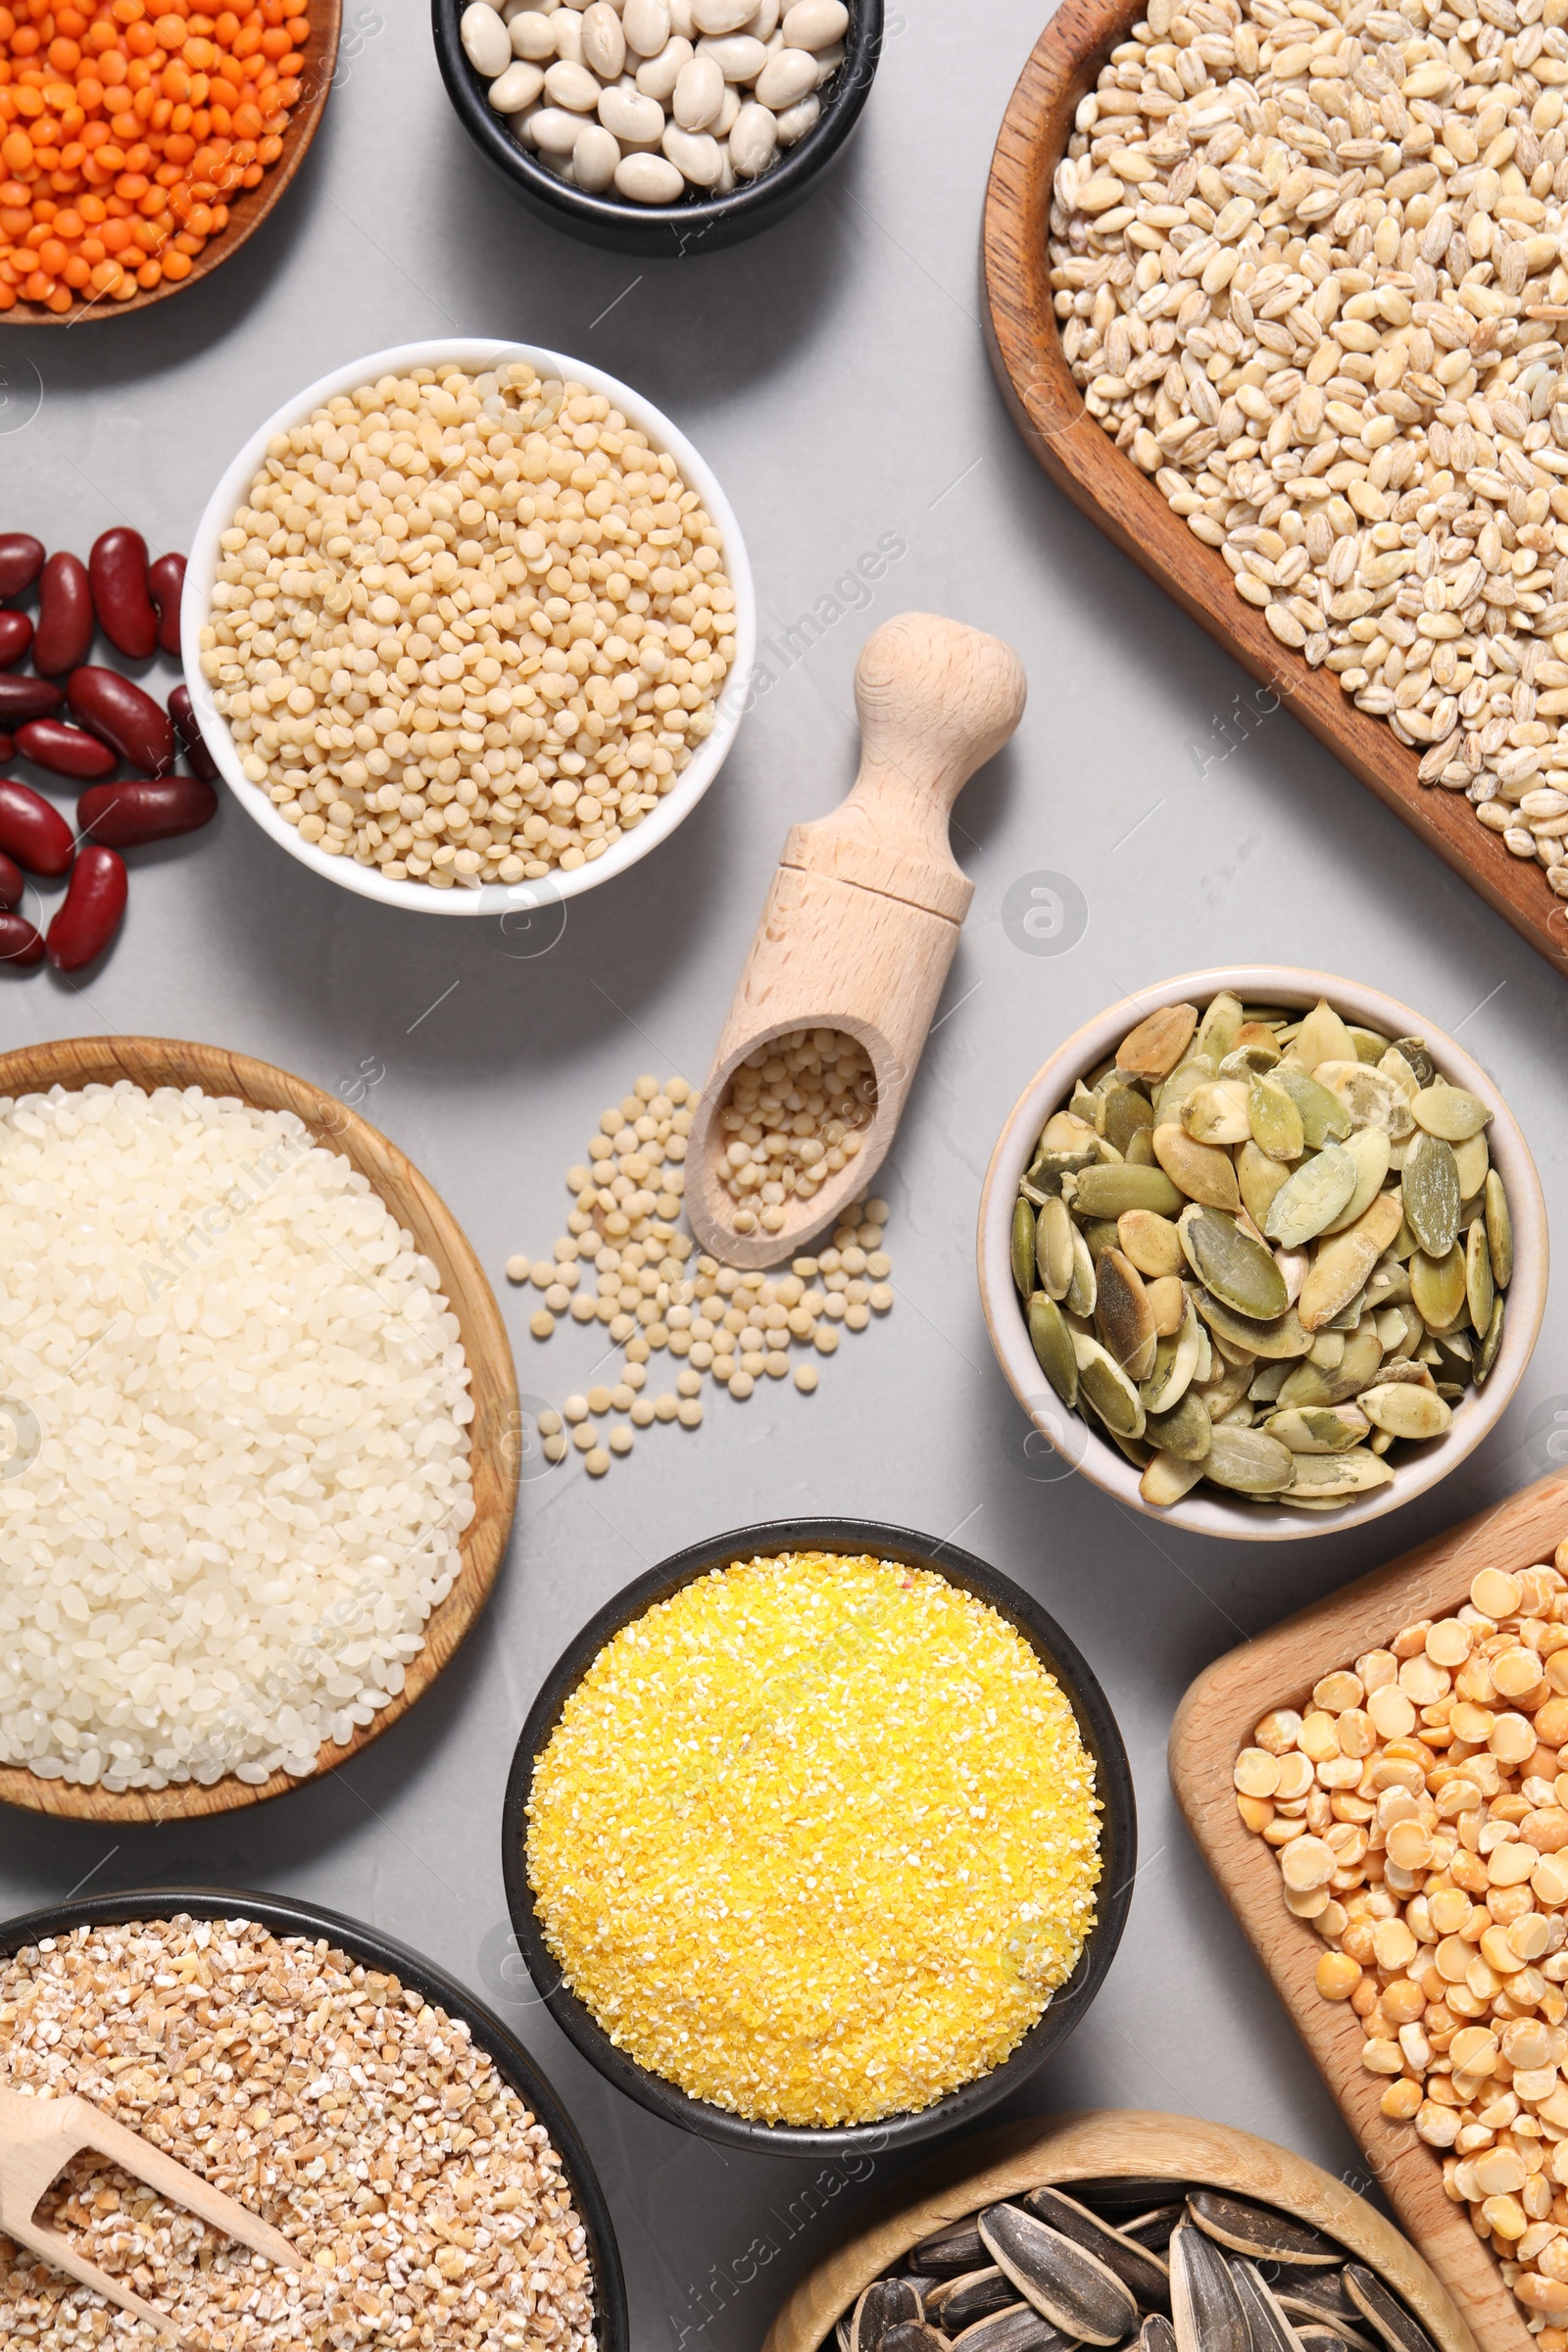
[
  {"x1": 1411, "y1": 1082, "x2": 1491, "y2": 1142},
  {"x1": 1065, "y1": 1225, "x2": 1098, "y2": 1318},
  {"x1": 1146, "y1": 1391, "x2": 1212, "y2": 1461},
  {"x1": 1193, "y1": 991, "x2": 1244, "y2": 1063},
  {"x1": 1486, "y1": 1168, "x2": 1513, "y2": 1290},
  {"x1": 1343, "y1": 2268, "x2": 1439, "y2": 2352},
  {"x1": 1073, "y1": 1164, "x2": 1186, "y2": 1219},
  {"x1": 1028, "y1": 1294, "x2": 1078, "y2": 1409},
  {"x1": 1410, "y1": 1241, "x2": 1466, "y2": 1333},
  {"x1": 1248, "y1": 1075, "x2": 1304, "y2": 1161},
  {"x1": 1284, "y1": 1446, "x2": 1394, "y2": 1496},
  {"x1": 1237, "y1": 1140, "x2": 1293, "y2": 1230},
  {"x1": 978, "y1": 2206, "x2": 1140, "y2": 2347},
  {"x1": 1356, "y1": 1381, "x2": 1452, "y2": 1442},
  {"x1": 1041, "y1": 1110, "x2": 1098, "y2": 1153},
  {"x1": 1073, "y1": 1335, "x2": 1147, "y2": 1441},
  {"x1": 1181, "y1": 1080, "x2": 1251, "y2": 1146},
  {"x1": 854, "y1": 2278, "x2": 925, "y2": 2352},
  {"x1": 1140, "y1": 1450, "x2": 1205, "y2": 1505},
  {"x1": 1116, "y1": 1002, "x2": 1199, "y2": 1081},
  {"x1": 1219, "y1": 1043, "x2": 1285, "y2": 1082},
  {"x1": 1298, "y1": 1194, "x2": 1403, "y2": 1332},
  {"x1": 1400, "y1": 1131, "x2": 1460, "y2": 1258},
  {"x1": 1142, "y1": 1298, "x2": 1203, "y2": 1413},
  {"x1": 1376, "y1": 1045, "x2": 1420, "y2": 1101},
  {"x1": 1452, "y1": 1130, "x2": 1490, "y2": 1199},
  {"x1": 1082, "y1": 1217, "x2": 1122, "y2": 1261},
  {"x1": 1319, "y1": 1126, "x2": 1393, "y2": 1236},
  {"x1": 1146, "y1": 1274, "x2": 1185, "y2": 1337},
  {"x1": 1026, "y1": 1147, "x2": 1100, "y2": 1197},
  {"x1": 1152, "y1": 1057, "x2": 1217, "y2": 1123},
  {"x1": 1192, "y1": 1289, "x2": 1311, "y2": 1360},
  {"x1": 1272, "y1": 1063, "x2": 1353, "y2": 1148},
  {"x1": 1036, "y1": 1196, "x2": 1075, "y2": 1301},
  {"x1": 1262, "y1": 1404, "x2": 1369, "y2": 1452},
  {"x1": 1463, "y1": 1213, "x2": 1494, "y2": 1339},
  {"x1": 1178, "y1": 1204, "x2": 1290, "y2": 1320},
  {"x1": 1125, "y1": 1129, "x2": 1156, "y2": 1169},
  {"x1": 1388, "y1": 1034, "x2": 1435, "y2": 1086},
  {"x1": 1264, "y1": 1146, "x2": 1358, "y2": 1249},
  {"x1": 1152, "y1": 1121, "x2": 1242, "y2": 1212},
  {"x1": 1020, "y1": 2189, "x2": 1170, "y2": 2312},
  {"x1": 1118, "y1": 1208, "x2": 1185, "y2": 1279},
  {"x1": 1096, "y1": 1249, "x2": 1158, "y2": 1383},
  {"x1": 1102, "y1": 1085, "x2": 1155, "y2": 1154},
  {"x1": 1315, "y1": 1060, "x2": 1414, "y2": 1141},
  {"x1": 1200, "y1": 1423, "x2": 1295, "y2": 1494},
  {"x1": 1168, "y1": 2220, "x2": 1250, "y2": 2352},
  {"x1": 1474, "y1": 1293, "x2": 1505, "y2": 1386},
  {"x1": 1348, "y1": 1022, "x2": 1390, "y2": 1060},
  {"x1": 1287, "y1": 998, "x2": 1358, "y2": 1072},
  {"x1": 1011, "y1": 1199, "x2": 1035, "y2": 1298},
  {"x1": 1277, "y1": 1319, "x2": 1385, "y2": 1407}
]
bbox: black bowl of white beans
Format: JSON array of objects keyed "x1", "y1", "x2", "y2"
[{"x1": 433, "y1": 0, "x2": 883, "y2": 253}]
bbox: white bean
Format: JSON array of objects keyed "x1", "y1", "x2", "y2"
[
  {"x1": 461, "y1": 0, "x2": 513, "y2": 74},
  {"x1": 511, "y1": 95, "x2": 545, "y2": 140},
  {"x1": 622, "y1": 0, "x2": 669, "y2": 50},
  {"x1": 511, "y1": 8, "x2": 558, "y2": 52},
  {"x1": 614, "y1": 150, "x2": 684, "y2": 199},
  {"x1": 489, "y1": 56, "x2": 547, "y2": 106},
  {"x1": 753, "y1": 41, "x2": 813, "y2": 104},
  {"x1": 662, "y1": 122, "x2": 724, "y2": 182},
  {"x1": 715, "y1": 81, "x2": 740, "y2": 130},
  {"x1": 813, "y1": 36, "x2": 842, "y2": 78},
  {"x1": 690, "y1": 0, "x2": 756, "y2": 28},
  {"x1": 672, "y1": 49, "x2": 724, "y2": 126},
  {"x1": 581, "y1": 0, "x2": 627, "y2": 74},
  {"x1": 668, "y1": 0, "x2": 695, "y2": 31},
  {"x1": 528, "y1": 102, "x2": 585, "y2": 151},
  {"x1": 780, "y1": 0, "x2": 843, "y2": 41},
  {"x1": 636, "y1": 33, "x2": 691, "y2": 94},
  {"x1": 715, "y1": 149, "x2": 736, "y2": 190},
  {"x1": 501, "y1": 0, "x2": 542, "y2": 20},
  {"x1": 744, "y1": 0, "x2": 779, "y2": 34},
  {"x1": 727, "y1": 95, "x2": 776, "y2": 174},
  {"x1": 544, "y1": 55, "x2": 601, "y2": 104},
  {"x1": 698, "y1": 29, "x2": 766, "y2": 76},
  {"x1": 573, "y1": 120, "x2": 621, "y2": 186},
  {"x1": 772, "y1": 88, "x2": 817, "y2": 141},
  {"x1": 599, "y1": 81, "x2": 666, "y2": 139},
  {"x1": 552, "y1": 9, "x2": 584, "y2": 56}
]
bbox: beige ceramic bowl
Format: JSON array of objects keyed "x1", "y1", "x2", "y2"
[{"x1": 976, "y1": 966, "x2": 1547, "y2": 1543}]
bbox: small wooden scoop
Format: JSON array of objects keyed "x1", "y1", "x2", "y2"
[
  {"x1": 686, "y1": 612, "x2": 1027, "y2": 1268},
  {"x1": 0, "y1": 2087, "x2": 296, "y2": 2343}
]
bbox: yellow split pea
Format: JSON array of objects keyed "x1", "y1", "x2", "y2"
[{"x1": 525, "y1": 1551, "x2": 1102, "y2": 2127}]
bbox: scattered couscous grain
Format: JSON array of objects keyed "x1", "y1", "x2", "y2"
[{"x1": 525, "y1": 1552, "x2": 1102, "y2": 2127}]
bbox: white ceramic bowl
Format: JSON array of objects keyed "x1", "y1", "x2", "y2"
[
  {"x1": 180, "y1": 338, "x2": 756, "y2": 916},
  {"x1": 977, "y1": 965, "x2": 1548, "y2": 1542}
]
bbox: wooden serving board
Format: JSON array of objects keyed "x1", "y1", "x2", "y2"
[
  {"x1": 1170, "y1": 1472, "x2": 1568, "y2": 2352},
  {"x1": 981, "y1": 1, "x2": 1568, "y2": 980},
  {"x1": 761, "y1": 2108, "x2": 1476, "y2": 2352}
]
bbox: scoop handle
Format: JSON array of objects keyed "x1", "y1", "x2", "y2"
[{"x1": 787, "y1": 612, "x2": 1028, "y2": 918}]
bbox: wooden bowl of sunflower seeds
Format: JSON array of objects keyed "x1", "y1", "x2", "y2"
[
  {"x1": 760, "y1": 2108, "x2": 1479, "y2": 2352},
  {"x1": 976, "y1": 966, "x2": 1546, "y2": 1541}
]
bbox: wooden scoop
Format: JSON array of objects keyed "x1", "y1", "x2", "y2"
[
  {"x1": 686, "y1": 612, "x2": 1027, "y2": 1269},
  {"x1": 0, "y1": 2086, "x2": 296, "y2": 2344}
]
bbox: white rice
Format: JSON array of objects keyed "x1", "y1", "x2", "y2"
[{"x1": 0, "y1": 1082, "x2": 475, "y2": 1793}]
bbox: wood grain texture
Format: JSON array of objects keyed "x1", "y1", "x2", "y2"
[
  {"x1": 761, "y1": 2108, "x2": 1476, "y2": 2352},
  {"x1": 1170, "y1": 1473, "x2": 1568, "y2": 2352},
  {"x1": 981, "y1": 5, "x2": 1568, "y2": 981},
  {"x1": 685, "y1": 612, "x2": 1027, "y2": 1268},
  {"x1": 0, "y1": 1034, "x2": 518, "y2": 1824},
  {"x1": 7, "y1": 0, "x2": 340, "y2": 327}
]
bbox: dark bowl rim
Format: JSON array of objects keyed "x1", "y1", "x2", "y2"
[
  {"x1": 431, "y1": 0, "x2": 885, "y2": 245},
  {"x1": 0, "y1": 1884, "x2": 629, "y2": 2352},
  {"x1": 500, "y1": 1516, "x2": 1137, "y2": 2159}
]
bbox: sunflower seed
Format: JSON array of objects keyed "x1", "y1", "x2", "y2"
[
  {"x1": 1263, "y1": 1146, "x2": 1357, "y2": 1249},
  {"x1": 1188, "y1": 2192, "x2": 1341, "y2": 2266},
  {"x1": 1400, "y1": 1132, "x2": 1460, "y2": 1259},
  {"x1": 1179, "y1": 1205, "x2": 1290, "y2": 1321},
  {"x1": 1274, "y1": 2272, "x2": 1366, "y2": 2329},
  {"x1": 1074, "y1": 1164, "x2": 1186, "y2": 1220},
  {"x1": 1072, "y1": 2181, "x2": 1191, "y2": 2221},
  {"x1": 880, "y1": 2327, "x2": 951, "y2": 2352},
  {"x1": 839, "y1": 2318, "x2": 853, "y2": 2352},
  {"x1": 910, "y1": 2225, "x2": 987, "y2": 2277},
  {"x1": 1168, "y1": 2219, "x2": 1250, "y2": 2352},
  {"x1": 854, "y1": 2278, "x2": 926, "y2": 2352},
  {"x1": 1409, "y1": 1241, "x2": 1466, "y2": 1333},
  {"x1": 1342, "y1": 2268, "x2": 1439, "y2": 2352},
  {"x1": 1201, "y1": 1423, "x2": 1296, "y2": 1494},
  {"x1": 1233, "y1": 2259, "x2": 1310, "y2": 2352},
  {"x1": 1410, "y1": 1083, "x2": 1491, "y2": 1143},
  {"x1": 948, "y1": 2308, "x2": 1076, "y2": 2352},
  {"x1": 1120, "y1": 2206, "x2": 1184, "y2": 2249},
  {"x1": 1097, "y1": 1249, "x2": 1158, "y2": 1383},
  {"x1": 1153, "y1": 1122, "x2": 1243, "y2": 1212},
  {"x1": 1296, "y1": 2328, "x2": 1374, "y2": 2352},
  {"x1": 1021, "y1": 2187, "x2": 1171, "y2": 2312},
  {"x1": 1117, "y1": 1003, "x2": 1199, "y2": 1080},
  {"x1": 1485, "y1": 1168, "x2": 1513, "y2": 1291},
  {"x1": 978, "y1": 2206, "x2": 1139, "y2": 2347},
  {"x1": 1139, "y1": 2321, "x2": 1178, "y2": 2352},
  {"x1": 930, "y1": 2272, "x2": 1021, "y2": 2330}
]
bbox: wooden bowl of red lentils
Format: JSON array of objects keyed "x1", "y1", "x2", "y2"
[
  {"x1": 0, "y1": 0, "x2": 340, "y2": 321},
  {"x1": 500, "y1": 1518, "x2": 1136, "y2": 2157}
]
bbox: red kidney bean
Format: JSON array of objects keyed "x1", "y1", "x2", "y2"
[
  {"x1": 0, "y1": 611, "x2": 31, "y2": 668},
  {"x1": 0, "y1": 911, "x2": 44, "y2": 968},
  {"x1": 18, "y1": 717, "x2": 119, "y2": 779},
  {"x1": 0, "y1": 737, "x2": 11, "y2": 763},
  {"x1": 33, "y1": 552, "x2": 93, "y2": 676},
  {"x1": 148, "y1": 552, "x2": 186, "y2": 656},
  {"x1": 47, "y1": 844, "x2": 125, "y2": 971},
  {"x1": 0, "y1": 779, "x2": 74, "y2": 875},
  {"x1": 169, "y1": 682, "x2": 220, "y2": 783},
  {"x1": 0, "y1": 675, "x2": 62, "y2": 726},
  {"x1": 0, "y1": 535, "x2": 43, "y2": 599},
  {"x1": 89, "y1": 528, "x2": 157, "y2": 661},
  {"x1": 67, "y1": 664, "x2": 174, "y2": 773},
  {"x1": 0, "y1": 852, "x2": 22, "y2": 910},
  {"x1": 78, "y1": 775, "x2": 217, "y2": 847}
]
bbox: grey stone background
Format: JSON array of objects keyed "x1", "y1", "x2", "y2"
[{"x1": 0, "y1": 3, "x2": 1565, "y2": 2344}]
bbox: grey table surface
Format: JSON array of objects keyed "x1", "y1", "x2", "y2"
[{"x1": 1, "y1": 3, "x2": 1566, "y2": 2344}]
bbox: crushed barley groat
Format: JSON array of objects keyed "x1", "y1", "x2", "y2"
[
  {"x1": 0, "y1": 1914, "x2": 597, "y2": 2352},
  {"x1": 526, "y1": 1552, "x2": 1102, "y2": 2127}
]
